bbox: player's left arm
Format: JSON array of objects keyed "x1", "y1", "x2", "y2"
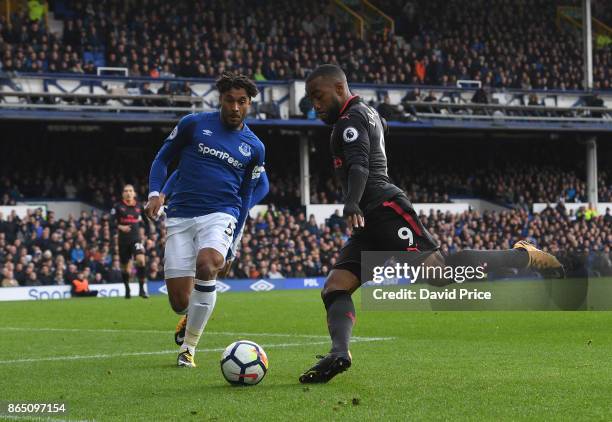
[
  {"x1": 238, "y1": 143, "x2": 266, "y2": 229},
  {"x1": 338, "y1": 113, "x2": 370, "y2": 229},
  {"x1": 220, "y1": 169, "x2": 269, "y2": 278},
  {"x1": 251, "y1": 169, "x2": 269, "y2": 207},
  {"x1": 219, "y1": 144, "x2": 266, "y2": 279},
  {"x1": 233, "y1": 142, "x2": 266, "y2": 250}
]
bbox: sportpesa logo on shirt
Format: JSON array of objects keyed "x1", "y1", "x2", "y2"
[{"x1": 198, "y1": 143, "x2": 245, "y2": 169}]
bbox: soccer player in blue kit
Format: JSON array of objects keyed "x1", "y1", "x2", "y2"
[
  {"x1": 158, "y1": 167, "x2": 269, "y2": 351},
  {"x1": 145, "y1": 72, "x2": 267, "y2": 368}
]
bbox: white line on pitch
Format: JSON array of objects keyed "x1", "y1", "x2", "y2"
[
  {"x1": 0, "y1": 337, "x2": 392, "y2": 365},
  {"x1": 0, "y1": 327, "x2": 394, "y2": 341}
]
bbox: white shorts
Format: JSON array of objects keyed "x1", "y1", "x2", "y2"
[{"x1": 164, "y1": 212, "x2": 237, "y2": 279}]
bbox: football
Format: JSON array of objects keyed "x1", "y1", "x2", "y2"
[{"x1": 220, "y1": 340, "x2": 269, "y2": 385}]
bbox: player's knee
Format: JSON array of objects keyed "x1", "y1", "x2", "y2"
[
  {"x1": 321, "y1": 269, "x2": 359, "y2": 297},
  {"x1": 169, "y1": 294, "x2": 189, "y2": 314},
  {"x1": 321, "y1": 280, "x2": 348, "y2": 300},
  {"x1": 321, "y1": 285, "x2": 352, "y2": 311},
  {"x1": 196, "y1": 261, "x2": 223, "y2": 280},
  {"x1": 321, "y1": 279, "x2": 343, "y2": 298},
  {"x1": 195, "y1": 258, "x2": 224, "y2": 280}
]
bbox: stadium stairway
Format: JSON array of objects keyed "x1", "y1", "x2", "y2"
[
  {"x1": 334, "y1": 0, "x2": 395, "y2": 38},
  {"x1": 557, "y1": 5, "x2": 612, "y2": 48}
]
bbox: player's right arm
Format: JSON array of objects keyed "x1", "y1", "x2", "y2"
[
  {"x1": 110, "y1": 204, "x2": 129, "y2": 233},
  {"x1": 146, "y1": 115, "x2": 194, "y2": 219},
  {"x1": 160, "y1": 169, "x2": 179, "y2": 203}
]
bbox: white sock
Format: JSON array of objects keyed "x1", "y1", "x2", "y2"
[{"x1": 181, "y1": 279, "x2": 217, "y2": 355}]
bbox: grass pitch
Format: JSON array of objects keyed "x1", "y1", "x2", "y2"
[{"x1": 1, "y1": 290, "x2": 612, "y2": 421}]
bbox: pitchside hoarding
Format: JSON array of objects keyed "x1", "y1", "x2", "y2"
[{"x1": 0, "y1": 278, "x2": 326, "y2": 301}]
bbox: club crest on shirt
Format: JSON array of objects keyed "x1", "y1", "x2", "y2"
[
  {"x1": 343, "y1": 126, "x2": 358, "y2": 143},
  {"x1": 239, "y1": 142, "x2": 252, "y2": 157}
]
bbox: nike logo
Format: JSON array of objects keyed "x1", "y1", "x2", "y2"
[
  {"x1": 199, "y1": 302, "x2": 210, "y2": 306},
  {"x1": 233, "y1": 373, "x2": 258, "y2": 379},
  {"x1": 176, "y1": 335, "x2": 184, "y2": 342}
]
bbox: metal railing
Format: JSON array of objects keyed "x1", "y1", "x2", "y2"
[
  {"x1": 400, "y1": 101, "x2": 611, "y2": 123},
  {"x1": 0, "y1": 91, "x2": 206, "y2": 113},
  {"x1": 1, "y1": 90, "x2": 610, "y2": 126}
]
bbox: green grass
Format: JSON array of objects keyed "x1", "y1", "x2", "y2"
[{"x1": 1, "y1": 290, "x2": 612, "y2": 421}]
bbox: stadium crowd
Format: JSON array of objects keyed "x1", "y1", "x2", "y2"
[
  {"x1": 0, "y1": 0, "x2": 610, "y2": 90},
  {"x1": 0, "y1": 207, "x2": 163, "y2": 287},
  {"x1": 1, "y1": 199, "x2": 610, "y2": 287},
  {"x1": 2, "y1": 135, "x2": 611, "y2": 210},
  {"x1": 3, "y1": 162, "x2": 610, "y2": 210}
]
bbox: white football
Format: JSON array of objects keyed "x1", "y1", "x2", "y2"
[{"x1": 220, "y1": 340, "x2": 269, "y2": 385}]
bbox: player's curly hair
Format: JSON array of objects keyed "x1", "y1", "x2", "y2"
[{"x1": 215, "y1": 71, "x2": 259, "y2": 98}]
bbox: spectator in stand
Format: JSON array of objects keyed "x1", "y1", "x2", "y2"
[
  {"x1": 267, "y1": 262, "x2": 285, "y2": 279},
  {"x1": 71, "y1": 271, "x2": 98, "y2": 297},
  {"x1": 156, "y1": 81, "x2": 174, "y2": 107},
  {"x1": 471, "y1": 88, "x2": 488, "y2": 104},
  {"x1": 1, "y1": 268, "x2": 18, "y2": 287},
  {"x1": 70, "y1": 242, "x2": 85, "y2": 266},
  {"x1": 53, "y1": 266, "x2": 66, "y2": 285},
  {"x1": 147, "y1": 261, "x2": 163, "y2": 281},
  {"x1": 107, "y1": 258, "x2": 123, "y2": 284},
  {"x1": 377, "y1": 94, "x2": 404, "y2": 122},
  {"x1": 38, "y1": 264, "x2": 53, "y2": 285}
]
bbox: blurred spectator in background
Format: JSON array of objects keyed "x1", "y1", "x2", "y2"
[
  {"x1": 267, "y1": 263, "x2": 284, "y2": 279},
  {"x1": 377, "y1": 94, "x2": 404, "y2": 121},
  {"x1": 0, "y1": 0, "x2": 609, "y2": 89},
  {"x1": 28, "y1": 0, "x2": 47, "y2": 22},
  {"x1": 71, "y1": 271, "x2": 98, "y2": 297},
  {"x1": 107, "y1": 259, "x2": 123, "y2": 284},
  {"x1": 299, "y1": 95, "x2": 314, "y2": 119},
  {"x1": 156, "y1": 81, "x2": 174, "y2": 107},
  {"x1": 1, "y1": 268, "x2": 18, "y2": 287},
  {"x1": 258, "y1": 90, "x2": 281, "y2": 119}
]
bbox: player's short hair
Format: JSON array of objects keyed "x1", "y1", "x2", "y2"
[
  {"x1": 216, "y1": 71, "x2": 259, "y2": 98},
  {"x1": 306, "y1": 64, "x2": 347, "y2": 84}
]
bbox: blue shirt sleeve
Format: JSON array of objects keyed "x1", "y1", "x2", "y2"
[
  {"x1": 250, "y1": 170, "x2": 269, "y2": 207},
  {"x1": 235, "y1": 142, "x2": 266, "y2": 239},
  {"x1": 226, "y1": 167, "x2": 268, "y2": 261},
  {"x1": 149, "y1": 114, "x2": 194, "y2": 193},
  {"x1": 161, "y1": 169, "x2": 179, "y2": 196}
]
